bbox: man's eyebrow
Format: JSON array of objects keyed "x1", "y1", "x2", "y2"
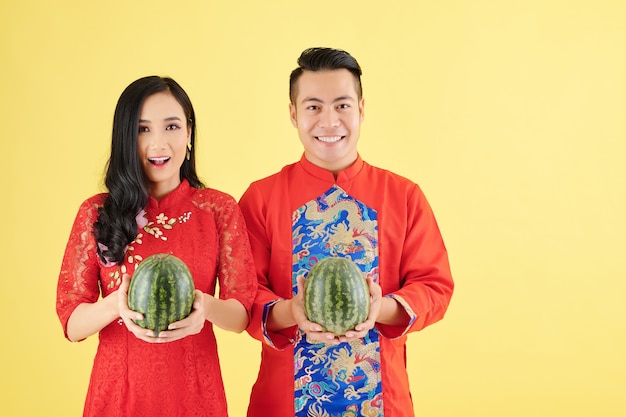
[
  {"x1": 300, "y1": 96, "x2": 355, "y2": 105},
  {"x1": 333, "y1": 96, "x2": 355, "y2": 103},
  {"x1": 300, "y1": 97, "x2": 323, "y2": 105}
]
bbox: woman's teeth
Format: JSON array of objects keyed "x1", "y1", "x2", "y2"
[{"x1": 148, "y1": 157, "x2": 170, "y2": 165}]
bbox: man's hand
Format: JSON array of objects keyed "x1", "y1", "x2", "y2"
[
  {"x1": 292, "y1": 276, "x2": 341, "y2": 344},
  {"x1": 338, "y1": 276, "x2": 382, "y2": 342}
]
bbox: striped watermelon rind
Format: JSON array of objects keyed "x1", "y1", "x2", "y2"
[
  {"x1": 127, "y1": 253, "x2": 195, "y2": 337},
  {"x1": 303, "y1": 256, "x2": 370, "y2": 336}
]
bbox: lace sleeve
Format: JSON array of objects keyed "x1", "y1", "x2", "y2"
[
  {"x1": 194, "y1": 189, "x2": 257, "y2": 312},
  {"x1": 56, "y1": 196, "x2": 105, "y2": 339}
]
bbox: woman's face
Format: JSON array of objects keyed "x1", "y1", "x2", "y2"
[{"x1": 136, "y1": 91, "x2": 190, "y2": 200}]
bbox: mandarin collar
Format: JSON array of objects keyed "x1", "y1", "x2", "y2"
[
  {"x1": 298, "y1": 154, "x2": 364, "y2": 184},
  {"x1": 146, "y1": 179, "x2": 190, "y2": 210}
]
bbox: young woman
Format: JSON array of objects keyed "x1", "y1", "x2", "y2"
[{"x1": 56, "y1": 76, "x2": 257, "y2": 417}]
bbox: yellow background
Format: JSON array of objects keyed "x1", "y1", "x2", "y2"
[{"x1": 1, "y1": 1, "x2": 625, "y2": 416}]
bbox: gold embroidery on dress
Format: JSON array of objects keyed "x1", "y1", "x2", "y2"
[
  {"x1": 301, "y1": 187, "x2": 377, "y2": 266},
  {"x1": 105, "y1": 211, "x2": 192, "y2": 289},
  {"x1": 144, "y1": 211, "x2": 192, "y2": 240},
  {"x1": 106, "y1": 233, "x2": 144, "y2": 289}
]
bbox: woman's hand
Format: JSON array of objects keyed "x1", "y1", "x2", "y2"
[
  {"x1": 118, "y1": 274, "x2": 207, "y2": 343},
  {"x1": 152, "y1": 290, "x2": 207, "y2": 342},
  {"x1": 117, "y1": 274, "x2": 162, "y2": 343}
]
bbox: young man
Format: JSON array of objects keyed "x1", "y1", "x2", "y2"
[{"x1": 239, "y1": 47, "x2": 454, "y2": 417}]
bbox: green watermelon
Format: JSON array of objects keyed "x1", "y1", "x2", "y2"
[
  {"x1": 127, "y1": 253, "x2": 195, "y2": 337},
  {"x1": 303, "y1": 256, "x2": 370, "y2": 336}
]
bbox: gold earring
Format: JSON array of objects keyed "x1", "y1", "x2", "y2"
[{"x1": 186, "y1": 142, "x2": 192, "y2": 160}]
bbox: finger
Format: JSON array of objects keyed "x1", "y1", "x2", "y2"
[
  {"x1": 309, "y1": 324, "x2": 324, "y2": 332},
  {"x1": 296, "y1": 276, "x2": 306, "y2": 298},
  {"x1": 127, "y1": 328, "x2": 157, "y2": 342},
  {"x1": 192, "y1": 290, "x2": 204, "y2": 308},
  {"x1": 357, "y1": 314, "x2": 376, "y2": 328},
  {"x1": 306, "y1": 332, "x2": 340, "y2": 345},
  {"x1": 117, "y1": 274, "x2": 134, "y2": 317},
  {"x1": 160, "y1": 323, "x2": 199, "y2": 341},
  {"x1": 167, "y1": 317, "x2": 191, "y2": 330},
  {"x1": 152, "y1": 328, "x2": 176, "y2": 339},
  {"x1": 343, "y1": 328, "x2": 368, "y2": 339},
  {"x1": 339, "y1": 326, "x2": 370, "y2": 342},
  {"x1": 124, "y1": 316, "x2": 144, "y2": 333},
  {"x1": 137, "y1": 334, "x2": 163, "y2": 343},
  {"x1": 119, "y1": 274, "x2": 131, "y2": 293},
  {"x1": 153, "y1": 332, "x2": 184, "y2": 343},
  {"x1": 120, "y1": 306, "x2": 143, "y2": 322},
  {"x1": 322, "y1": 332, "x2": 340, "y2": 342},
  {"x1": 367, "y1": 276, "x2": 382, "y2": 297},
  {"x1": 296, "y1": 313, "x2": 323, "y2": 332}
]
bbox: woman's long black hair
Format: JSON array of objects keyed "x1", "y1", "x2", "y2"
[{"x1": 94, "y1": 76, "x2": 204, "y2": 265}]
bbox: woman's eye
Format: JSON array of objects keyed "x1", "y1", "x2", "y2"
[
  {"x1": 166, "y1": 124, "x2": 181, "y2": 131},
  {"x1": 138, "y1": 126, "x2": 149, "y2": 133}
]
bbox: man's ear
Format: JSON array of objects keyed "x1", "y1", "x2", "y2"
[
  {"x1": 359, "y1": 97, "x2": 365, "y2": 123},
  {"x1": 289, "y1": 102, "x2": 298, "y2": 127}
]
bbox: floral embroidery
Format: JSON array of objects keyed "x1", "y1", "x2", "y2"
[
  {"x1": 107, "y1": 263, "x2": 126, "y2": 290},
  {"x1": 106, "y1": 233, "x2": 144, "y2": 290},
  {"x1": 144, "y1": 211, "x2": 192, "y2": 240},
  {"x1": 126, "y1": 235, "x2": 144, "y2": 266},
  {"x1": 105, "y1": 210, "x2": 191, "y2": 289}
]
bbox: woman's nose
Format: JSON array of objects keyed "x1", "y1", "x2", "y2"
[{"x1": 149, "y1": 131, "x2": 166, "y2": 149}]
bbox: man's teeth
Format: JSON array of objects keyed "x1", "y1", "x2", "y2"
[{"x1": 316, "y1": 136, "x2": 342, "y2": 143}]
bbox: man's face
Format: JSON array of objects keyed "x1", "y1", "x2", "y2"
[{"x1": 289, "y1": 69, "x2": 364, "y2": 174}]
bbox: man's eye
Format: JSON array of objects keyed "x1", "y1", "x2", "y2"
[
  {"x1": 307, "y1": 105, "x2": 319, "y2": 111},
  {"x1": 338, "y1": 103, "x2": 350, "y2": 109}
]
